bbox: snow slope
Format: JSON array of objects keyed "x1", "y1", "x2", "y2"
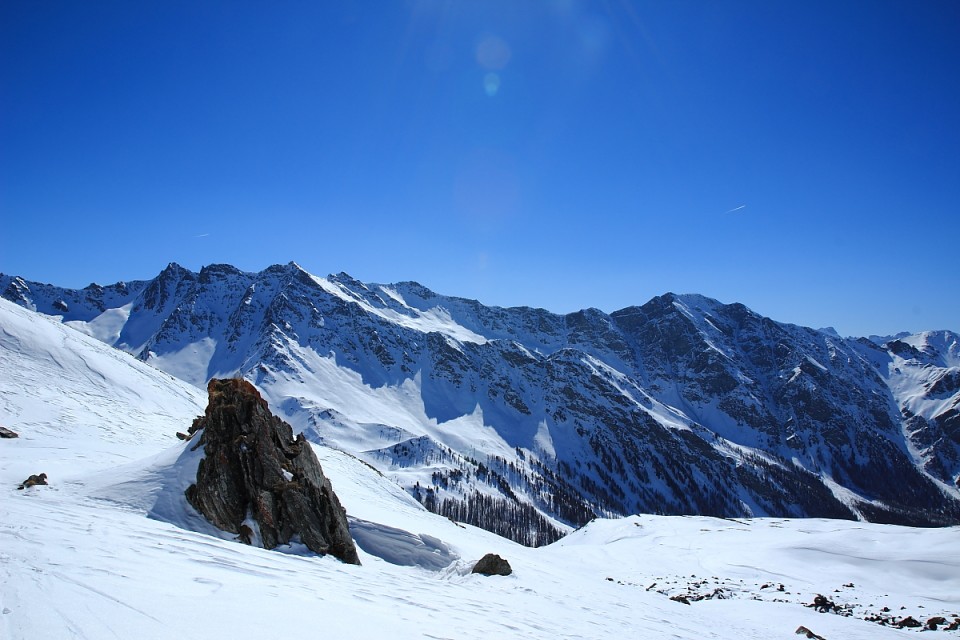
[
  {"x1": 2, "y1": 297, "x2": 959, "y2": 639},
  {"x1": 851, "y1": 331, "x2": 960, "y2": 490},
  {"x1": 0, "y1": 297, "x2": 205, "y2": 478}
]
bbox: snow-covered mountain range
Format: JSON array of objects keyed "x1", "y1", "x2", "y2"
[
  {"x1": 3, "y1": 295, "x2": 958, "y2": 639},
  {"x1": 3, "y1": 263, "x2": 958, "y2": 541}
]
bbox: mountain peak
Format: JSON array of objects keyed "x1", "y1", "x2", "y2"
[
  {"x1": 671, "y1": 292, "x2": 726, "y2": 312},
  {"x1": 329, "y1": 271, "x2": 367, "y2": 289},
  {"x1": 162, "y1": 261, "x2": 189, "y2": 275},
  {"x1": 198, "y1": 263, "x2": 244, "y2": 283},
  {"x1": 387, "y1": 280, "x2": 439, "y2": 303},
  {"x1": 632, "y1": 292, "x2": 724, "y2": 320}
]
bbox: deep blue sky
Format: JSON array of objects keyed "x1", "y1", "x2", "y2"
[{"x1": 2, "y1": 1, "x2": 958, "y2": 336}]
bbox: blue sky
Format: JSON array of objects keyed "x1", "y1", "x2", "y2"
[{"x1": 2, "y1": 1, "x2": 958, "y2": 336}]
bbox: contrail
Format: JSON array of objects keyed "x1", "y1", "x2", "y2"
[
  {"x1": 726, "y1": 205, "x2": 746, "y2": 213},
  {"x1": 194, "y1": 233, "x2": 210, "y2": 238}
]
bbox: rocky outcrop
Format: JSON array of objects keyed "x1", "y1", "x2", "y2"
[
  {"x1": 794, "y1": 626, "x2": 826, "y2": 640},
  {"x1": 472, "y1": 553, "x2": 512, "y2": 576},
  {"x1": 926, "y1": 616, "x2": 947, "y2": 630},
  {"x1": 185, "y1": 378, "x2": 360, "y2": 564},
  {"x1": 0, "y1": 426, "x2": 18, "y2": 438},
  {"x1": 896, "y1": 616, "x2": 921, "y2": 628},
  {"x1": 17, "y1": 473, "x2": 47, "y2": 489}
]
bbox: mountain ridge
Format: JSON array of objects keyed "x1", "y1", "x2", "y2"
[{"x1": 3, "y1": 263, "x2": 959, "y2": 541}]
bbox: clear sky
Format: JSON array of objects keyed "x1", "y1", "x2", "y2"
[{"x1": 2, "y1": 1, "x2": 958, "y2": 337}]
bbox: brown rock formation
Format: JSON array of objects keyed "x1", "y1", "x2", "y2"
[
  {"x1": 17, "y1": 473, "x2": 47, "y2": 489},
  {"x1": 471, "y1": 553, "x2": 512, "y2": 576},
  {"x1": 185, "y1": 378, "x2": 360, "y2": 564}
]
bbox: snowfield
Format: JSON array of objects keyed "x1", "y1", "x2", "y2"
[{"x1": 1, "y1": 298, "x2": 958, "y2": 639}]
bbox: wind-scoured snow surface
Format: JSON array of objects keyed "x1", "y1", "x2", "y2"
[
  {"x1": 2, "y1": 298, "x2": 959, "y2": 639},
  {"x1": 0, "y1": 298, "x2": 206, "y2": 477}
]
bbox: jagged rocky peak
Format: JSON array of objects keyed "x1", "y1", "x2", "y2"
[
  {"x1": 329, "y1": 271, "x2": 370, "y2": 290},
  {"x1": 197, "y1": 263, "x2": 244, "y2": 283},
  {"x1": 2, "y1": 276, "x2": 32, "y2": 307},
  {"x1": 140, "y1": 262, "x2": 197, "y2": 310},
  {"x1": 887, "y1": 339, "x2": 925, "y2": 359},
  {"x1": 185, "y1": 378, "x2": 360, "y2": 564},
  {"x1": 387, "y1": 279, "x2": 439, "y2": 302},
  {"x1": 264, "y1": 261, "x2": 309, "y2": 278},
  {"x1": 613, "y1": 291, "x2": 697, "y2": 331},
  {"x1": 153, "y1": 262, "x2": 197, "y2": 291},
  {"x1": 642, "y1": 291, "x2": 683, "y2": 313},
  {"x1": 159, "y1": 261, "x2": 192, "y2": 279}
]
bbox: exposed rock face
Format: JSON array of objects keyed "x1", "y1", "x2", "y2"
[
  {"x1": 896, "y1": 616, "x2": 921, "y2": 628},
  {"x1": 185, "y1": 378, "x2": 360, "y2": 564},
  {"x1": 472, "y1": 553, "x2": 512, "y2": 576},
  {"x1": 0, "y1": 426, "x2": 19, "y2": 438},
  {"x1": 926, "y1": 616, "x2": 947, "y2": 630}
]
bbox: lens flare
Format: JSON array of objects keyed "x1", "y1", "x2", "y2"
[
  {"x1": 483, "y1": 72, "x2": 501, "y2": 97},
  {"x1": 475, "y1": 34, "x2": 511, "y2": 70}
]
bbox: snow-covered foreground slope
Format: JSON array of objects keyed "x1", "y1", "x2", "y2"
[
  {"x1": 6, "y1": 459, "x2": 959, "y2": 640},
  {"x1": 2, "y1": 289, "x2": 959, "y2": 639}
]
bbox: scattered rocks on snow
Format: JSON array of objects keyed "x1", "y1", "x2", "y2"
[
  {"x1": 926, "y1": 616, "x2": 947, "y2": 630},
  {"x1": 809, "y1": 594, "x2": 839, "y2": 614},
  {"x1": 896, "y1": 616, "x2": 922, "y2": 628},
  {"x1": 615, "y1": 574, "x2": 955, "y2": 634},
  {"x1": 471, "y1": 553, "x2": 512, "y2": 576},
  {"x1": 795, "y1": 626, "x2": 826, "y2": 640},
  {"x1": 0, "y1": 426, "x2": 19, "y2": 438},
  {"x1": 185, "y1": 378, "x2": 360, "y2": 564},
  {"x1": 17, "y1": 473, "x2": 47, "y2": 490}
]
